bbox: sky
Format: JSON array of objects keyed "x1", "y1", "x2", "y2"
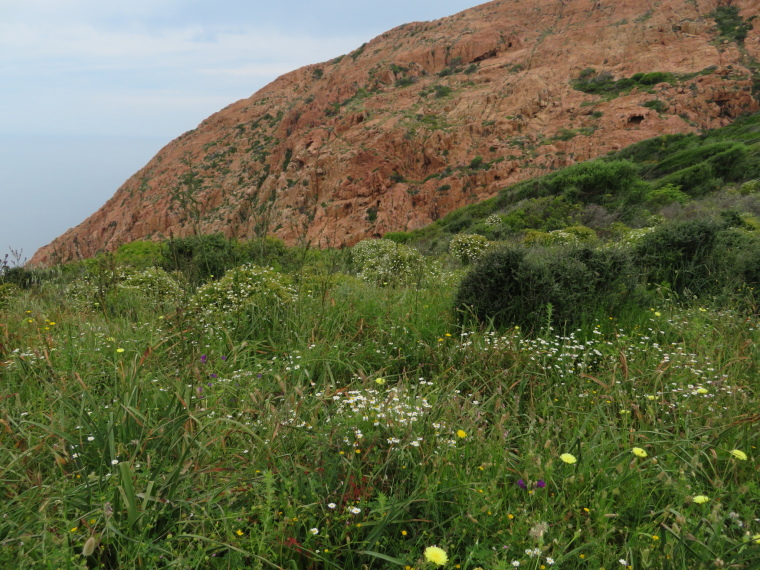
[{"x1": 0, "y1": 0, "x2": 480, "y2": 263}]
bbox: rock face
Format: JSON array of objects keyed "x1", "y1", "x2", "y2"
[{"x1": 32, "y1": 0, "x2": 760, "y2": 265}]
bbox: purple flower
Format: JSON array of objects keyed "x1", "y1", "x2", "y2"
[
  {"x1": 200, "y1": 355, "x2": 207, "y2": 364},
  {"x1": 535, "y1": 479, "x2": 546, "y2": 488},
  {"x1": 210, "y1": 373, "x2": 218, "y2": 378},
  {"x1": 517, "y1": 479, "x2": 527, "y2": 490},
  {"x1": 221, "y1": 356, "x2": 227, "y2": 361}
]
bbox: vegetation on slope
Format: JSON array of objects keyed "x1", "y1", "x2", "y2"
[{"x1": 2, "y1": 113, "x2": 760, "y2": 569}]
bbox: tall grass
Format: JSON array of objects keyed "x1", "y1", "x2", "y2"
[{"x1": 1, "y1": 247, "x2": 759, "y2": 570}]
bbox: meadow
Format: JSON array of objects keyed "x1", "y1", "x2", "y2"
[
  {"x1": 3, "y1": 114, "x2": 760, "y2": 569},
  {"x1": 1, "y1": 229, "x2": 759, "y2": 570}
]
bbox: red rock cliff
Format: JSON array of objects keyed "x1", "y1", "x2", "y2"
[{"x1": 31, "y1": 0, "x2": 760, "y2": 265}]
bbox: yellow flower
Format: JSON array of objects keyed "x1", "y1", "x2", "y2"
[
  {"x1": 693, "y1": 495, "x2": 709, "y2": 504},
  {"x1": 116, "y1": 348, "x2": 125, "y2": 353},
  {"x1": 696, "y1": 388, "x2": 708, "y2": 394},
  {"x1": 654, "y1": 311, "x2": 661, "y2": 317},
  {"x1": 456, "y1": 430, "x2": 467, "y2": 439},
  {"x1": 375, "y1": 378, "x2": 385, "y2": 385},
  {"x1": 729, "y1": 449, "x2": 747, "y2": 461},
  {"x1": 632, "y1": 447, "x2": 648, "y2": 458},
  {"x1": 424, "y1": 546, "x2": 448, "y2": 566},
  {"x1": 236, "y1": 529, "x2": 244, "y2": 536},
  {"x1": 560, "y1": 453, "x2": 577, "y2": 464},
  {"x1": 402, "y1": 530, "x2": 408, "y2": 536},
  {"x1": 70, "y1": 527, "x2": 78, "y2": 532},
  {"x1": 651, "y1": 535, "x2": 659, "y2": 541}
]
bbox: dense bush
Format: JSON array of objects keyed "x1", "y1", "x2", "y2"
[
  {"x1": 632, "y1": 218, "x2": 730, "y2": 296},
  {"x1": 189, "y1": 263, "x2": 295, "y2": 331},
  {"x1": 351, "y1": 239, "x2": 425, "y2": 286},
  {"x1": 449, "y1": 233, "x2": 490, "y2": 264},
  {"x1": 454, "y1": 244, "x2": 640, "y2": 331}
]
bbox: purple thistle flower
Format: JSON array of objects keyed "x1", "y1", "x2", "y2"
[
  {"x1": 210, "y1": 373, "x2": 218, "y2": 378},
  {"x1": 535, "y1": 479, "x2": 546, "y2": 488},
  {"x1": 517, "y1": 479, "x2": 527, "y2": 490},
  {"x1": 200, "y1": 355, "x2": 207, "y2": 364}
]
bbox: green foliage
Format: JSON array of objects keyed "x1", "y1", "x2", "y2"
[
  {"x1": 113, "y1": 240, "x2": 165, "y2": 269},
  {"x1": 632, "y1": 218, "x2": 731, "y2": 296},
  {"x1": 572, "y1": 69, "x2": 675, "y2": 96},
  {"x1": 712, "y1": 6, "x2": 754, "y2": 44},
  {"x1": 516, "y1": 159, "x2": 649, "y2": 209},
  {"x1": 189, "y1": 263, "x2": 295, "y2": 331},
  {"x1": 448, "y1": 233, "x2": 490, "y2": 265},
  {"x1": 642, "y1": 99, "x2": 668, "y2": 113},
  {"x1": 350, "y1": 238, "x2": 425, "y2": 286},
  {"x1": 454, "y1": 244, "x2": 641, "y2": 331},
  {"x1": 0, "y1": 282, "x2": 20, "y2": 309},
  {"x1": 645, "y1": 183, "x2": 690, "y2": 208}
]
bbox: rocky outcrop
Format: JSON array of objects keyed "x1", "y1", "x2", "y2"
[{"x1": 32, "y1": 0, "x2": 760, "y2": 265}]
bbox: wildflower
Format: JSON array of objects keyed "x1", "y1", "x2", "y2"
[
  {"x1": 349, "y1": 507, "x2": 361, "y2": 515},
  {"x1": 327, "y1": 503, "x2": 336, "y2": 509},
  {"x1": 546, "y1": 558, "x2": 555, "y2": 565},
  {"x1": 560, "y1": 453, "x2": 577, "y2": 464},
  {"x1": 535, "y1": 479, "x2": 546, "y2": 488},
  {"x1": 526, "y1": 548, "x2": 541, "y2": 557},
  {"x1": 693, "y1": 495, "x2": 710, "y2": 504},
  {"x1": 619, "y1": 560, "x2": 628, "y2": 566},
  {"x1": 456, "y1": 429, "x2": 467, "y2": 439},
  {"x1": 517, "y1": 479, "x2": 527, "y2": 490},
  {"x1": 632, "y1": 447, "x2": 648, "y2": 458},
  {"x1": 87, "y1": 436, "x2": 95, "y2": 442},
  {"x1": 110, "y1": 459, "x2": 119, "y2": 465},
  {"x1": 375, "y1": 378, "x2": 385, "y2": 385},
  {"x1": 512, "y1": 561, "x2": 521, "y2": 567},
  {"x1": 753, "y1": 534, "x2": 760, "y2": 544},
  {"x1": 70, "y1": 527, "x2": 78, "y2": 532},
  {"x1": 116, "y1": 348, "x2": 125, "y2": 353},
  {"x1": 651, "y1": 535, "x2": 659, "y2": 540},
  {"x1": 309, "y1": 528, "x2": 319, "y2": 535},
  {"x1": 402, "y1": 530, "x2": 408, "y2": 536},
  {"x1": 424, "y1": 545, "x2": 448, "y2": 566},
  {"x1": 729, "y1": 449, "x2": 747, "y2": 461},
  {"x1": 696, "y1": 388, "x2": 708, "y2": 394},
  {"x1": 200, "y1": 355, "x2": 207, "y2": 363},
  {"x1": 236, "y1": 529, "x2": 244, "y2": 536}
]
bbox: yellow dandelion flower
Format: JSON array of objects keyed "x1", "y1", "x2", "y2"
[
  {"x1": 424, "y1": 546, "x2": 448, "y2": 566},
  {"x1": 632, "y1": 447, "x2": 648, "y2": 458},
  {"x1": 560, "y1": 453, "x2": 577, "y2": 464},
  {"x1": 236, "y1": 529, "x2": 244, "y2": 536},
  {"x1": 693, "y1": 495, "x2": 709, "y2": 504},
  {"x1": 729, "y1": 449, "x2": 747, "y2": 461},
  {"x1": 70, "y1": 527, "x2": 78, "y2": 532},
  {"x1": 456, "y1": 429, "x2": 467, "y2": 439}
]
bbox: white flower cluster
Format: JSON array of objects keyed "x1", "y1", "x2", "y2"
[
  {"x1": 189, "y1": 263, "x2": 295, "y2": 326},
  {"x1": 351, "y1": 239, "x2": 424, "y2": 286},
  {"x1": 449, "y1": 233, "x2": 490, "y2": 265},
  {"x1": 65, "y1": 266, "x2": 182, "y2": 308}
]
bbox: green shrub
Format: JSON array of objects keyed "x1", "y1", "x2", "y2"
[
  {"x1": 351, "y1": 239, "x2": 425, "y2": 286},
  {"x1": 645, "y1": 184, "x2": 690, "y2": 208},
  {"x1": 633, "y1": 218, "x2": 724, "y2": 295},
  {"x1": 114, "y1": 241, "x2": 166, "y2": 269},
  {"x1": 0, "y1": 283, "x2": 21, "y2": 308},
  {"x1": 189, "y1": 264, "x2": 295, "y2": 329},
  {"x1": 454, "y1": 244, "x2": 640, "y2": 331},
  {"x1": 162, "y1": 233, "x2": 240, "y2": 284},
  {"x1": 449, "y1": 234, "x2": 490, "y2": 265}
]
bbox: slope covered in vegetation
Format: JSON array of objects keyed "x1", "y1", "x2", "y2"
[{"x1": 2, "y1": 114, "x2": 760, "y2": 569}]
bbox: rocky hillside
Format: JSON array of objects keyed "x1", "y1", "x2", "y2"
[{"x1": 32, "y1": 0, "x2": 760, "y2": 265}]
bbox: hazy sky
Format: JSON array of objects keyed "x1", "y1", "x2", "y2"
[{"x1": 0, "y1": 0, "x2": 480, "y2": 262}]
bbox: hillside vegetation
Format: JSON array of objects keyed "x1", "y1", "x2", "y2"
[{"x1": 2, "y1": 113, "x2": 760, "y2": 569}]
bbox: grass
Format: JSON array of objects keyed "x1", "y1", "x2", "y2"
[{"x1": 2, "y1": 240, "x2": 760, "y2": 569}]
